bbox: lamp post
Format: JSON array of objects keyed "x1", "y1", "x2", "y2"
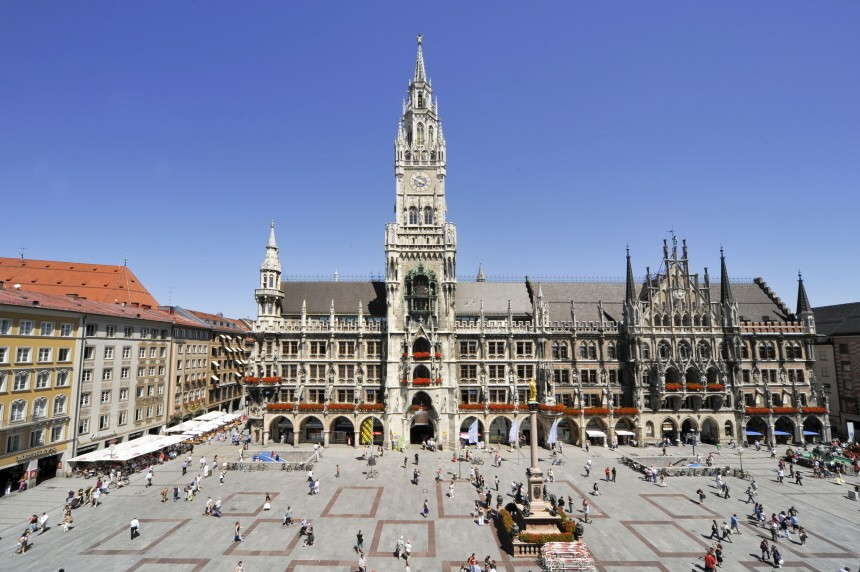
[
  {"x1": 691, "y1": 429, "x2": 697, "y2": 458},
  {"x1": 738, "y1": 448, "x2": 744, "y2": 473}
]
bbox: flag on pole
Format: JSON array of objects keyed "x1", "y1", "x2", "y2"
[
  {"x1": 548, "y1": 418, "x2": 559, "y2": 445},
  {"x1": 468, "y1": 419, "x2": 479, "y2": 444},
  {"x1": 508, "y1": 419, "x2": 519, "y2": 444}
]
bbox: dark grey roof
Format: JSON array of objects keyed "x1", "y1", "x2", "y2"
[
  {"x1": 725, "y1": 283, "x2": 792, "y2": 322},
  {"x1": 813, "y1": 303, "x2": 860, "y2": 337},
  {"x1": 540, "y1": 283, "x2": 626, "y2": 322},
  {"x1": 456, "y1": 282, "x2": 531, "y2": 316},
  {"x1": 281, "y1": 282, "x2": 386, "y2": 316}
]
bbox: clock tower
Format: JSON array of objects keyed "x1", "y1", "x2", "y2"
[{"x1": 385, "y1": 36, "x2": 457, "y2": 441}]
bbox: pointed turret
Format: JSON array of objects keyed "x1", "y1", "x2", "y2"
[
  {"x1": 796, "y1": 272, "x2": 812, "y2": 315},
  {"x1": 255, "y1": 221, "x2": 284, "y2": 320},
  {"x1": 414, "y1": 35, "x2": 426, "y2": 82},
  {"x1": 261, "y1": 221, "x2": 282, "y2": 273},
  {"x1": 625, "y1": 247, "x2": 636, "y2": 303},
  {"x1": 476, "y1": 263, "x2": 485, "y2": 282},
  {"x1": 719, "y1": 248, "x2": 734, "y2": 305}
]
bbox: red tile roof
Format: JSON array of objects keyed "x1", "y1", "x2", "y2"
[
  {"x1": 186, "y1": 309, "x2": 249, "y2": 332},
  {"x1": 0, "y1": 257, "x2": 159, "y2": 308}
]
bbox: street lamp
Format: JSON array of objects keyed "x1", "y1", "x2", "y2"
[
  {"x1": 691, "y1": 430, "x2": 697, "y2": 458},
  {"x1": 738, "y1": 448, "x2": 744, "y2": 473}
]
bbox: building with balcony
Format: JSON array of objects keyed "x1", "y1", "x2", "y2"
[{"x1": 245, "y1": 37, "x2": 829, "y2": 451}]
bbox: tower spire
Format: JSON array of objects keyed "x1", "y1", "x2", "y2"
[
  {"x1": 414, "y1": 34, "x2": 426, "y2": 82},
  {"x1": 261, "y1": 221, "x2": 281, "y2": 273},
  {"x1": 719, "y1": 247, "x2": 733, "y2": 304},
  {"x1": 625, "y1": 247, "x2": 636, "y2": 303},
  {"x1": 796, "y1": 271, "x2": 812, "y2": 315}
]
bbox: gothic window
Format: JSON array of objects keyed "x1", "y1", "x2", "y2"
[
  {"x1": 758, "y1": 342, "x2": 776, "y2": 360},
  {"x1": 740, "y1": 343, "x2": 750, "y2": 359},
  {"x1": 693, "y1": 315, "x2": 701, "y2": 327},
  {"x1": 428, "y1": 125, "x2": 434, "y2": 146},
  {"x1": 719, "y1": 343, "x2": 727, "y2": 360},
  {"x1": 697, "y1": 341, "x2": 711, "y2": 360},
  {"x1": 417, "y1": 92, "x2": 424, "y2": 108},
  {"x1": 641, "y1": 342, "x2": 651, "y2": 360},
  {"x1": 662, "y1": 314, "x2": 670, "y2": 327},
  {"x1": 408, "y1": 207, "x2": 418, "y2": 225},
  {"x1": 674, "y1": 314, "x2": 681, "y2": 327},
  {"x1": 658, "y1": 341, "x2": 671, "y2": 361},
  {"x1": 607, "y1": 342, "x2": 617, "y2": 360},
  {"x1": 423, "y1": 207, "x2": 433, "y2": 225},
  {"x1": 551, "y1": 342, "x2": 568, "y2": 360},
  {"x1": 416, "y1": 123, "x2": 425, "y2": 146},
  {"x1": 578, "y1": 342, "x2": 596, "y2": 359},
  {"x1": 678, "y1": 341, "x2": 690, "y2": 360},
  {"x1": 702, "y1": 315, "x2": 710, "y2": 326},
  {"x1": 682, "y1": 314, "x2": 691, "y2": 326}
]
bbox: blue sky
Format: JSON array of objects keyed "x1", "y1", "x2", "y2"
[{"x1": 2, "y1": 2, "x2": 858, "y2": 319}]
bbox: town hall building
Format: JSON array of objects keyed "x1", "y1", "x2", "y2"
[{"x1": 244, "y1": 37, "x2": 830, "y2": 450}]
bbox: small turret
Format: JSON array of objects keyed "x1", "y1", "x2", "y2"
[
  {"x1": 796, "y1": 272, "x2": 815, "y2": 333},
  {"x1": 255, "y1": 221, "x2": 284, "y2": 320},
  {"x1": 719, "y1": 248, "x2": 738, "y2": 329}
]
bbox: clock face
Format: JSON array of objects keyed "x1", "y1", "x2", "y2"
[{"x1": 410, "y1": 172, "x2": 430, "y2": 191}]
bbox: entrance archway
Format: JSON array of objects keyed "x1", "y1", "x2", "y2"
[
  {"x1": 745, "y1": 417, "x2": 768, "y2": 443},
  {"x1": 488, "y1": 417, "x2": 511, "y2": 445},
  {"x1": 614, "y1": 418, "x2": 635, "y2": 445},
  {"x1": 410, "y1": 392, "x2": 435, "y2": 444},
  {"x1": 700, "y1": 417, "x2": 719, "y2": 444},
  {"x1": 774, "y1": 416, "x2": 795, "y2": 444},
  {"x1": 681, "y1": 417, "x2": 699, "y2": 444},
  {"x1": 299, "y1": 416, "x2": 324, "y2": 445},
  {"x1": 459, "y1": 416, "x2": 485, "y2": 446},
  {"x1": 802, "y1": 416, "x2": 823, "y2": 443},
  {"x1": 661, "y1": 417, "x2": 678, "y2": 443},
  {"x1": 359, "y1": 416, "x2": 384, "y2": 446},
  {"x1": 269, "y1": 416, "x2": 294, "y2": 444},
  {"x1": 329, "y1": 416, "x2": 355, "y2": 445},
  {"x1": 559, "y1": 419, "x2": 578, "y2": 446}
]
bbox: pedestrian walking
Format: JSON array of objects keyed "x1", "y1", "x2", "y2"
[
  {"x1": 358, "y1": 551, "x2": 368, "y2": 572},
  {"x1": 335, "y1": 464, "x2": 340, "y2": 478},
  {"x1": 592, "y1": 482, "x2": 599, "y2": 495},
  {"x1": 355, "y1": 529, "x2": 364, "y2": 552},
  {"x1": 219, "y1": 471, "x2": 225, "y2": 485},
  {"x1": 772, "y1": 546, "x2": 783, "y2": 568},
  {"x1": 130, "y1": 517, "x2": 140, "y2": 540},
  {"x1": 730, "y1": 513, "x2": 741, "y2": 534},
  {"x1": 422, "y1": 499, "x2": 429, "y2": 518},
  {"x1": 582, "y1": 498, "x2": 591, "y2": 523},
  {"x1": 415, "y1": 452, "x2": 419, "y2": 465},
  {"x1": 233, "y1": 521, "x2": 243, "y2": 542},
  {"x1": 799, "y1": 526, "x2": 807, "y2": 546},
  {"x1": 282, "y1": 506, "x2": 292, "y2": 526},
  {"x1": 760, "y1": 539, "x2": 770, "y2": 561},
  {"x1": 448, "y1": 482, "x2": 454, "y2": 497},
  {"x1": 235, "y1": 561, "x2": 245, "y2": 572},
  {"x1": 263, "y1": 493, "x2": 271, "y2": 511},
  {"x1": 605, "y1": 467, "x2": 611, "y2": 481},
  {"x1": 160, "y1": 486, "x2": 168, "y2": 502},
  {"x1": 709, "y1": 520, "x2": 720, "y2": 540},
  {"x1": 697, "y1": 488, "x2": 706, "y2": 504},
  {"x1": 611, "y1": 467, "x2": 617, "y2": 482},
  {"x1": 38, "y1": 512, "x2": 49, "y2": 534},
  {"x1": 145, "y1": 469, "x2": 153, "y2": 488},
  {"x1": 181, "y1": 461, "x2": 187, "y2": 476},
  {"x1": 494, "y1": 475, "x2": 499, "y2": 491}
]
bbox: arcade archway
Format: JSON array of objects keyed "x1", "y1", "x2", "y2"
[
  {"x1": 459, "y1": 416, "x2": 485, "y2": 446},
  {"x1": 269, "y1": 416, "x2": 294, "y2": 444},
  {"x1": 329, "y1": 416, "x2": 355, "y2": 445}
]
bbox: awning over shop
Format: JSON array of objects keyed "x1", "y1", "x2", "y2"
[
  {"x1": 773, "y1": 430, "x2": 791, "y2": 436},
  {"x1": 745, "y1": 430, "x2": 763, "y2": 436},
  {"x1": 615, "y1": 430, "x2": 635, "y2": 436},
  {"x1": 165, "y1": 420, "x2": 204, "y2": 434},
  {"x1": 195, "y1": 411, "x2": 226, "y2": 422},
  {"x1": 802, "y1": 430, "x2": 819, "y2": 436},
  {"x1": 211, "y1": 375, "x2": 219, "y2": 382},
  {"x1": 68, "y1": 434, "x2": 186, "y2": 463},
  {"x1": 586, "y1": 430, "x2": 607, "y2": 438}
]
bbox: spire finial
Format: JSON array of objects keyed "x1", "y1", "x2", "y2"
[
  {"x1": 417, "y1": 34, "x2": 423, "y2": 45},
  {"x1": 796, "y1": 270, "x2": 812, "y2": 315},
  {"x1": 413, "y1": 34, "x2": 426, "y2": 82}
]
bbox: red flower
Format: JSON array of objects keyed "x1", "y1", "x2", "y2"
[
  {"x1": 706, "y1": 384, "x2": 725, "y2": 391},
  {"x1": 538, "y1": 404, "x2": 565, "y2": 413},
  {"x1": 614, "y1": 407, "x2": 639, "y2": 415},
  {"x1": 413, "y1": 352, "x2": 431, "y2": 360},
  {"x1": 745, "y1": 407, "x2": 772, "y2": 415},
  {"x1": 357, "y1": 403, "x2": 384, "y2": 412},
  {"x1": 459, "y1": 403, "x2": 484, "y2": 411},
  {"x1": 801, "y1": 406, "x2": 827, "y2": 414},
  {"x1": 584, "y1": 407, "x2": 610, "y2": 415},
  {"x1": 772, "y1": 406, "x2": 798, "y2": 414},
  {"x1": 298, "y1": 403, "x2": 324, "y2": 412},
  {"x1": 327, "y1": 403, "x2": 356, "y2": 411},
  {"x1": 412, "y1": 378, "x2": 432, "y2": 386},
  {"x1": 686, "y1": 383, "x2": 704, "y2": 392},
  {"x1": 665, "y1": 383, "x2": 682, "y2": 392},
  {"x1": 266, "y1": 403, "x2": 292, "y2": 411}
]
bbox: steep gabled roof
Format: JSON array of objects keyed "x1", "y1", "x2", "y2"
[
  {"x1": 813, "y1": 303, "x2": 860, "y2": 337},
  {"x1": 0, "y1": 257, "x2": 159, "y2": 308},
  {"x1": 281, "y1": 282, "x2": 387, "y2": 316}
]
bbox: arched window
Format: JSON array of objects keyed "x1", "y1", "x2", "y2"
[
  {"x1": 53, "y1": 395, "x2": 67, "y2": 416},
  {"x1": 579, "y1": 342, "x2": 588, "y2": 359},
  {"x1": 607, "y1": 342, "x2": 617, "y2": 360},
  {"x1": 587, "y1": 343, "x2": 597, "y2": 360},
  {"x1": 682, "y1": 314, "x2": 691, "y2": 326},
  {"x1": 642, "y1": 370, "x2": 650, "y2": 385},
  {"x1": 408, "y1": 207, "x2": 418, "y2": 225},
  {"x1": 658, "y1": 341, "x2": 671, "y2": 360},
  {"x1": 678, "y1": 341, "x2": 690, "y2": 360},
  {"x1": 719, "y1": 343, "x2": 727, "y2": 360},
  {"x1": 423, "y1": 207, "x2": 433, "y2": 225},
  {"x1": 416, "y1": 123, "x2": 425, "y2": 145},
  {"x1": 693, "y1": 315, "x2": 701, "y2": 326},
  {"x1": 697, "y1": 341, "x2": 711, "y2": 360},
  {"x1": 758, "y1": 342, "x2": 776, "y2": 360},
  {"x1": 674, "y1": 314, "x2": 681, "y2": 327},
  {"x1": 10, "y1": 399, "x2": 26, "y2": 422},
  {"x1": 33, "y1": 397, "x2": 48, "y2": 418},
  {"x1": 428, "y1": 125, "x2": 434, "y2": 146},
  {"x1": 552, "y1": 342, "x2": 568, "y2": 360},
  {"x1": 417, "y1": 92, "x2": 424, "y2": 108},
  {"x1": 701, "y1": 315, "x2": 710, "y2": 327},
  {"x1": 641, "y1": 343, "x2": 651, "y2": 360}
]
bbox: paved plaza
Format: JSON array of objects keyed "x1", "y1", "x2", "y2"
[{"x1": 1, "y1": 441, "x2": 858, "y2": 571}]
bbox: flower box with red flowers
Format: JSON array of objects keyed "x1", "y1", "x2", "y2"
[
  {"x1": 357, "y1": 403, "x2": 384, "y2": 412},
  {"x1": 686, "y1": 383, "x2": 704, "y2": 392},
  {"x1": 400, "y1": 379, "x2": 408, "y2": 385},
  {"x1": 327, "y1": 403, "x2": 356, "y2": 412},
  {"x1": 434, "y1": 352, "x2": 442, "y2": 359},
  {"x1": 298, "y1": 403, "x2": 324, "y2": 412},
  {"x1": 402, "y1": 353, "x2": 408, "y2": 358},
  {"x1": 801, "y1": 406, "x2": 827, "y2": 414},
  {"x1": 745, "y1": 407, "x2": 772, "y2": 415},
  {"x1": 563, "y1": 408, "x2": 583, "y2": 415},
  {"x1": 584, "y1": 407, "x2": 610, "y2": 415},
  {"x1": 538, "y1": 404, "x2": 566, "y2": 414},
  {"x1": 706, "y1": 383, "x2": 725, "y2": 391},
  {"x1": 614, "y1": 407, "x2": 639, "y2": 415},
  {"x1": 459, "y1": 403, "x2": 484, "y2": 411},
  {"x1": 261, "y1": 377, "x2": 282, "y2": 384},
  {"x1": 488, "y1": 403, "x2": 515, "y2": 411},
  {"x1": 243, "y1": 377, "x2": 261, "y2": 384},
  {"x1": 413, "y1": 352, "x2": 431, "y2": 360},
  {"x1": 412, "y1": 377, "x2": 432, "y2": 386},
  {"x1": 266, "y1": 403, "x2": 293, "y2": 411},
  {"x1": 435, "y1": 378, "x2": 443, "y2": 385},
  {"x1": 664, "y1": 383, "x2": 682, "y2": 392},
  {"x1": 412, "y1": 405, "x2": 427, "y2": 412},
  {"x1": 772, "y1": 406, "x2": 798, "y2": 414}
]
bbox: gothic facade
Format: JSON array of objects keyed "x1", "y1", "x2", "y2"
[{"x1": 245, "y1": 38, "x2": 830, "y2": 449}]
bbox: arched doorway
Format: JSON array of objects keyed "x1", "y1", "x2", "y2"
[
  {"x1": 700, "y1": 417, "x2": 719, "y2": 444},
  {"x1": 681, "y1": 417, "x2": 699, "y2": 444},
  {"x1": 459, "y1": 416, "x2": 485, "y2": 447},
  {"x1": 745, "y1": 417, "x2": 768, "y2": 443},
  {"x1": 359, "y1": 416, "x2": 384, "y2": 446},
  {"x1": 585, "y1": 418, "x2": 608, "y2": 446},
  {"x1": 802, "y1": 416, "x2": 822, "y2": 443},
  {"x1": 614, "y1": 418, "x2": 635, "y2": 445},
  {"x1": 774, "y1": 416, "x2": 795, "y2": 444},
  {"x1": 329, "y1": 416, "x2": 355, "y2": 445},
  {"x1": 410, "y1": 392, "x2": 435, "y2": 444},
  {"x1": 520, "y1": 416, "x2": 546, "y2": 447},
  {"x1": 299, "y1": 416, "x2": 324, "y2": 445},
  {"x1": 488, "y1": 417, "x2": 511, "y2": 445},
  {"x1": 269, "y1": 416, "x2": 294, "y2": 444},
  {"x1": 661, "y1": 417, "x2": 678, "y2": 443},
  {"x1": 559, "y1": 418, "x2": 578, "y2": 446},
  {"x1": 724, "y1": 420, "x2": 734, "y2": 440}
]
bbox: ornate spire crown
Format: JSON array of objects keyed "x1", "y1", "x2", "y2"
[{"x1": 414, "y1": 34, "x2": 426, "y2": 82}]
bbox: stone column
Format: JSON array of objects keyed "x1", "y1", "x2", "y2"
[{"x1": 527, "y1": 402, "x2": 545, "y2": 508}]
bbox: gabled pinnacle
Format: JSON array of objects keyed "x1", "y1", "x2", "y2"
[
  {"x1": 796, "y1": 271, "x2": 812, "y2": 315},
  {"x1": 720, "y1": 247, "x2": 734, "y2": 304},
  {"x1": 625, "y1": 247, "x2": 636, "y2": 303},
  {"x1": 267, "y1": 220, "x2": 277, "y2": 248},
  {"x1": 261, "y1": 221, "x2": 281, "y2": 273},
  {"x1": 414, "y1": 35, "x2": 426, "y2": 82},
  {"x1": 476, "y1": 263, "x2": 485, "y2": 282}
]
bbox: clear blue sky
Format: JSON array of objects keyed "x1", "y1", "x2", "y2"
[{"x1": 2, "y1": 2, "x2": 858, "y2": 319}]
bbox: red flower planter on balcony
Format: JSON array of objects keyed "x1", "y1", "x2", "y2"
[
  {"x1": 266, "y1": 403, "x2": 292, "y2": 411},
  {"x1": 706, "y1": 383, "x2": 725, "y2": 391},
  {"x1": 664, "y1": 383, "x2": 682, "y2": 392},
  {"x1": 413, "y1": 352, "x2": 431, "y2": 360},
  {"x1": 584, "y1": 407, "x2": 610, "y2": 415},
  {"x1": 772, "y1": 406, "x2": 799, "y2": 414},
  {"x1": 745, "y1": 407, "x2": 772, "y2": 415},
  {"x1": 686, "y1": 383, "x2": 703, "y2": 392},
  {"x1": 613, "y1": 407, "x2": 639, "y2": 415},
  {"x1": 801, "y1": 406, "x2": 827, "y2": 414},
  {"x1": 412, "y1": 378, "x2": 432, "y2": 386}
]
